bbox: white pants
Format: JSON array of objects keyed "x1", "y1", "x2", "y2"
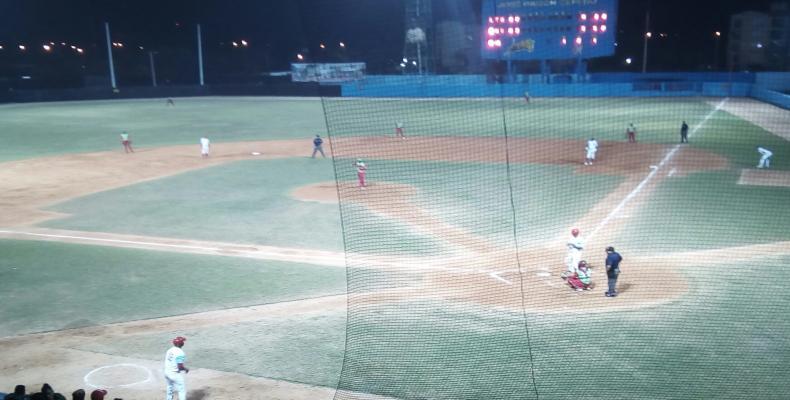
[
  {"x1": 165, "y1": 372, "x2": 186, "y2": 400},
  {"x1": 566, "y1": 250, "x2": 581, "y2": 274},
  {"x1": 201, "y1": 146, "x2": 209, "y2": 156},
  {"x1": 758, "y1": 155, "x2": 772, "y2": 168},
  {"x1": 586, "y1": 150, "x2": 596, "y2": 160}
]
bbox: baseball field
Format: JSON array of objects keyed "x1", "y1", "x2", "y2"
[{"x1": 1, "y1": 96, "x2": 789, "y2": 399}]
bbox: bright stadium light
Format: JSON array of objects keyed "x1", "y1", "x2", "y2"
[
  {"x1": 646, "y1": 32, "x2": 652, "y2": 38},
  {"x1": 515, "y1": 27, "x2": 520, "y2": 34},
  {"x1": 715, "y1": 31, "x2": 721, "y2": 37},
  {"x1": 0, "y1": 45, "x2": 4, "y2": 50},
  {"x1": 602, "y1": 13, "x2": 608, "y2": 20},
  {"x1": 400, "y1": 62, "x2": 406, "y2": 67},
  {"x1": 494, "y1": 39, "x2": 502, "y2": 47},
  {"x1": 592, "y1": 37, "x2": 598, "y2": 44},
  {"x1": 508, "y1": 15, "x2": 514, "y2": 23},
  {"x1": 297, "y1": 53, "x2": 304, "y2": 60},
  {"x1": 320, "y1": 43, "x2": 326, "y2": 49},
  {"x1": 70, "y1": 45, "x2": 76, "y2": 49},
  {"x1": 241, "y1": 40, "x2": 248, "y2": 47},
  {"x1": 561, "y1": 36, "x2": 567, "y2": 45},
  {"x1": 18, "y1": 44, "x2": 26, "y2": 51},
  {"x1": 232, "y1": 41, "x2": 239, "y2": 47},
  {"x1": 575, "y1": 36, "x2": 582, "y2": 45},
  {"x1": 487, "y1": 39, "x2": 495, "y2": 48},
  {"x1": 580, "y1": 25, "x2": 587, "y2": 32},
  {"x1": 42, "y1": 44, "x2": 52, "y2": 51},
  {"x1": 594, "y1": 13, "x2": 600, "y2": 21},
  {"x1": 514, "y1": 16, "x2": 521, "y2": 23},
  {"x1": 339, "y1": 42, "x2": 345, "y2": 48},
  {"x1": 412, "y1": 60, "x2": 417, "y2": 65},
  {"x1": 580, "y1": 13, "x2": 587, "y2": 20},
  {"x1": 601, "y1": 25, "x2": 607, "y2": 32},
  {"x1": 626, "y1": 57, "x2": 632, "y2": 64},
  {"x1": 403, "y1": 57, "x2": 408, "y2": 62},
  {"x1": 488, "y1": 27, "x2": 496, "y2": 36},
  {"x1": 592, "y1": 25, "x2": 599, "y2": 32},
  {"x1": 507, "y1": 27, "x2": 514, "y2": 35},
  {"x1": 76, "y1": 48, "x2": 84, "y2": 54}
]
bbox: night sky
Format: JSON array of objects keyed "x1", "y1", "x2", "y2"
[{"x1": 0, "y1": 0, "x2": 783, "y2": 87}]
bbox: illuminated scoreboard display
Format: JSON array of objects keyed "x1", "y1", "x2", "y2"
[{"x1": 481, "y1": 0, "x2": 618, "y2": 60}]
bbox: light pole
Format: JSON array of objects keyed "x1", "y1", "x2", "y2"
[
  {"x1": 641, "y1": 10, "x2": 651, "y2": 73},
  {"x1": 148, "y1": 51, "x2": 158, "y2": 87},
  {"x1": 713, "y1": 31, "x2": 721, "y2": 70},
  {"x1": 104, "y1": 22, "x2": 117, "y2": 89}
]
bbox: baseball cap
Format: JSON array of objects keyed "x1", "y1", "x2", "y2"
[{"x1": 606, "y1": 246, "x2": 615, "y2": 252}]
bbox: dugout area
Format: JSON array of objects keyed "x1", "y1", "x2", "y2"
[{"x1": 1, "y1": 97, "x2": 789, "y2": 399}]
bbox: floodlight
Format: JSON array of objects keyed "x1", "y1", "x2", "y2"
[
  {"x1": 42, "y1": 44, "x2": 51, "y2": 51},
  {"x1": 18, "y1": 45, "x2": 26, "y2": 51},
  {"x1": 580, "y1": 13, "x2": 587, "y2": 20},
  {"x1": 592, "y1": 25, "x2": 598, "y2": 32}
]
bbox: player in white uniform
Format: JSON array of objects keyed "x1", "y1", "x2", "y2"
[
  {"x1": 585, "y1": 138, "x2": 598, "y2": 165},
  {"x1": 164, "y1": 336, "x2": 189, "y2": 400},
  {"x1": 757, "y1": 146, "x2": 773, "y2": 168},
  {"x1": 200, "y1": 137, "x2": 210, "y2": 158},
  {"x1": 563, "y1": 228, "x2": 584, "y2": 279}
]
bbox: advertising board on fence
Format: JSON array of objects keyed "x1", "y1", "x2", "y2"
[{"x1": 291, "y1": 63, "x2": 366, "y2": 83}]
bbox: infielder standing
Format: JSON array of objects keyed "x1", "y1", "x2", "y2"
[
  {"x1": 164, "y1": 336, "x2": 189, "y2": 400},
  {"x1": 395, "y1": 122, "x2": 405, "y2": 139},
  {"x1": 585, "y1": 137, "x2": 598, "y2": 165},
  {"x1": 354, "y1": 159, "x2": 367, "y2": 189},
  {"x1": 312, "y1": 134, "x2": 326, "y2": 158},
  {"x1": 200, "y1": 136, "x2": 210, "y2": 158},
  {"x1": 563, "y1": 228, "x2": 584, "y2": 279},
  {"x1": 757, "y1": 146, "x2": 773, "y2": 169},
  {"x1": 120, "y1": 131, "x2": 134, "y2": 153},
  {"x1": 626, "y1": 123, "x2": 637, "y2": 143}
]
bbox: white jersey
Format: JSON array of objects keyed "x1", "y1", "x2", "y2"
[
  {"x1": 567, "y1": 236, "x2": 584, "y2": 254},
  {"x1": 356, "y1": 161, "x2": 367, "y2": 174},
  {"x1": 200, "y1": 137, "x2": 210, "y2": 148},
  {"x1": 164, "y1": 346, "x2": 186, "y2": 375},
  {"x1": 586, "y1": 139, "x2": 598, "y2": 158},
  {"x1": 758, "y1": 147, "x2": 773, "y2": 157}
]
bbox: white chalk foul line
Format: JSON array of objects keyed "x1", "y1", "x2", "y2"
[
  {"x1": 587, "y1": 97, "x2": 729, "y2": 241},
  {"x1": 489, "y1": 271, "x2": 513, "y2": 285}
]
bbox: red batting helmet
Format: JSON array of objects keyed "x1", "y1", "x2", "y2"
[
  {"x1": 571, "y1": 228, "x2": 580, "y2": 237},
  {"x1": 172, "y1": 336, "x2": 186, "y2": 346}
]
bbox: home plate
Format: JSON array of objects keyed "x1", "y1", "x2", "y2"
[
  {"x1": 536, "y1": 272, "x2": 551, "y2": 277},
  {"x1": 251, "y1": 152, "x2": 262, "y2": 156}
]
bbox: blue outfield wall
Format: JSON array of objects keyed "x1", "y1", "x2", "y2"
[{"x1": 340, "y1": 73, "x2": 789, "y2": 108}]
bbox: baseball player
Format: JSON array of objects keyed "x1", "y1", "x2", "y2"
[
  {"x1": 757, "y1": 146, "x2": 773, "y2": 169},
  {"x1": 120, "y1": 131, "x2": 134, "y2": 153},
  {"x1": 585, "y1": 137, "x2": 598, "y2": 165},
  {"x1": 164, "y1": 336, "x2": 189, "y2": 400},
  {"x1": 567, "y1": 260, "x2": 592, "y2": 291},
  {"x1": 312, "y1": 134, "x2": 326, "y2": 158},
  {"x1": 626, "y1": 123, "x2": 637, "y2": 143},
  {"x1": 395, "y1": 122, "x2": 405, "y2": 139},
  {"x1": 354, "y1": 159, "x2": 367, "y2": 189},
  {"x1": 605, "y1": 246, "x2": 623, "y2": 297},
  {"x1": 680, "y1": 121, "x2": 689, "y2": 143},
  {"x1": 563, "y1": 228, "x2": 584, "y2": 279},
  {"x1": 523, "y1": 91, "x2": 531, "y2": 104},
  {"x1": 200, "y1": 136, "x2": 210, "y2": 158}
]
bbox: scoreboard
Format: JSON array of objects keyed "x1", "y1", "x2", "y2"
[{"x1": 481, "y1": 0, "x2": 618, "y2": 60}]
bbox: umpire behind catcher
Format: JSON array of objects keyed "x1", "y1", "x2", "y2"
[{"x1": 605, "y1": 246, "x2": 623, "y2": 297}]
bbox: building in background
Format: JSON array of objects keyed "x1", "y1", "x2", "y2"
[{"x1": 728, "y1": 2, "x2": 789, "y2": 71}]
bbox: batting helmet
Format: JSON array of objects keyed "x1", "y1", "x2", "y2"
[
  {"x1": 571, "y1": 228, "x2": 580, "y2": 237},
  {"x1": 172, "y1": 336, "x2": 186, "y2": 346}
]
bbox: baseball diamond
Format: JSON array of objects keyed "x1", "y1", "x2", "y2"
[{"x1": 1, "y1": 96, "x2": 789, "y2": 399}]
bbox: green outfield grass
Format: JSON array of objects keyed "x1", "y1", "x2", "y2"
[
  {"x1": 615, "y1": 170, "x2": 790, "y2": 253},
  {"x1": 0, "y1": 239, "x2": 346, "y2": 337},
  {"x1": 0, "y1": 97, "x2": 325, "y2": 162}
]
